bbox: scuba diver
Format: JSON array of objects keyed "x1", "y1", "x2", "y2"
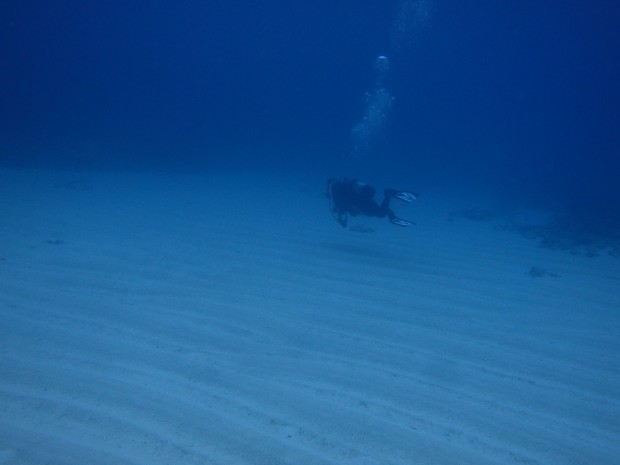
[{"x1": 326, "y1": 178, "x2": 417, "y2": 228}]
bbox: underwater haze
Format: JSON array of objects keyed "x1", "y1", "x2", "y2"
[{"x1": 2, "y1": 1, "x2": 620, "y2": 216}]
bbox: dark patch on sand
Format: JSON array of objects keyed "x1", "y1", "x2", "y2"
[
  {"x1": 509, "y1": 216, "x2": 620, "y2": 258},
  {"x1": 528, "y1": 266, "x2": 560, "y2": 278},
  {"x1": 454, "y1": 206, "x2": 620, "y2": 258},
  {"x1": 45, "y1": 239, "x2": 66, "y2": 245},
  {"x1": 450, "y1": 208, "x2": 501, "y2": 222}
]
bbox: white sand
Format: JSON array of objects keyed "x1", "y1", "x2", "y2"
[{"x1": 0, "y1": 168, "x2": 618, "y2": 465}]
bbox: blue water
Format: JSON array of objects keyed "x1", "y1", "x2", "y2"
[
  {"x1": 2, "y1": 1, "x2": 619, "y2": 231},
  {"x1": 2, "y1": 3, "x2": 620, "y2": 463}
]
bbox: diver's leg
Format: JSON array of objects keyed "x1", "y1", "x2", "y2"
[
  {"x1": 359, "y1": 198, "x2": 388, "y2": 218},
  {"x1": 382, "y1": 190, "x2": 415, "y2": 226},
  {"x1": 385, "y1": 188, "x2": 417, "y2": 203},
  {"x1": 381, "y1": 193, "x2": 391, "y2": 209}
]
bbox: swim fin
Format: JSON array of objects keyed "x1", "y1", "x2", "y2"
[
  {"x1": 390, "y1": 217, "x2": 415, "y2": 227},
  {"x1": 393, "y1": 191, "x2": 417, "y2": 203}
]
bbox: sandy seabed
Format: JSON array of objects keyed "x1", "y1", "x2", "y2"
[{"x1": 0, "y1": 168, "x2": 618, "y2": 465}]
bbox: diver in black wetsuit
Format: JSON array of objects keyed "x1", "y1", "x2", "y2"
[{"x1": 325, "y1": 178, "x2": 416, "y2": 228}]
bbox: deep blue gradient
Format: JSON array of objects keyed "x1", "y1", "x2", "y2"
[{"x1": 2, "y1": 1, "x2": 619, "y2": 220}]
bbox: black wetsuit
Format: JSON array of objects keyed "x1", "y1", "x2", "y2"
[{"x1": 327, "y1": 178, "x2": 398, "y2": 227}]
